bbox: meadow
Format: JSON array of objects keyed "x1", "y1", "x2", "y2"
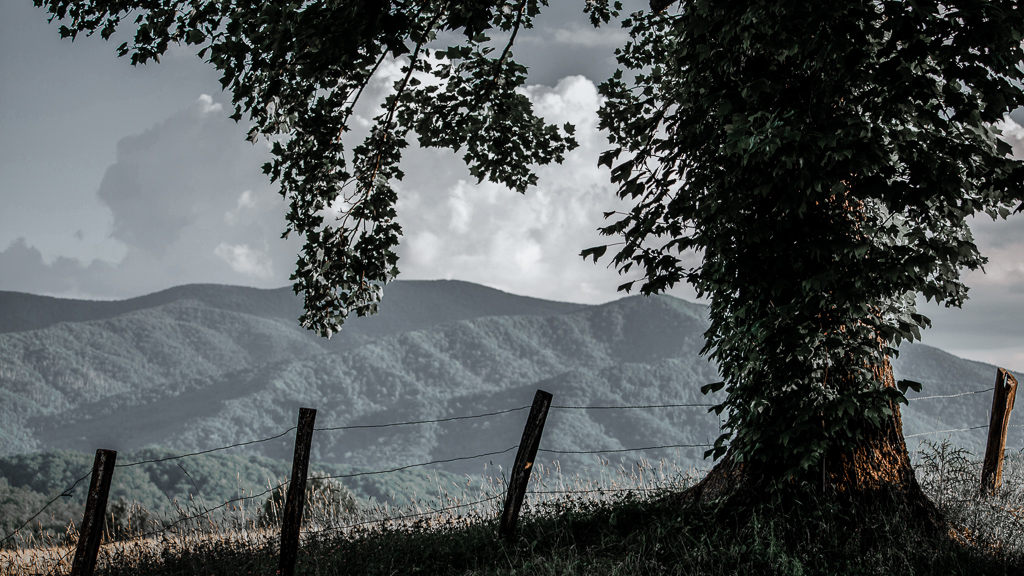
[{"x1": 3, "y1": 439, "x2": 1024, "y2": 576}]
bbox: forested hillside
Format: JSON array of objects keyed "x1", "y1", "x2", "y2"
[{"x1": 0, "y1": 280, "x2": 1013, "y2": 532}]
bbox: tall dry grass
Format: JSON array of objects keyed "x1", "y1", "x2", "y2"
[{"x1": 3, "y1": 443, "x2": 1023, "y2": 575}]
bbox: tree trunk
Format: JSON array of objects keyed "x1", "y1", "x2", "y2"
[{"x1": 670, "y1": 355, "x2": 945, "y2": 532}]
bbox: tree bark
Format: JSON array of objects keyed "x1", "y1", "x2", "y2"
[{"x1": 668, "y1": 355, "x2": 944, "y2": 533}]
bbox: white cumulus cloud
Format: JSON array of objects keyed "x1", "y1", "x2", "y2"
[
  {"x1": 214, "y1": 243, "x2": 274, "y2": 278},
  {"x1": 390, "y1": 75, "x2": 691, "y2": 304}
]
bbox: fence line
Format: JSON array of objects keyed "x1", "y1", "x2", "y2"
[
  {"x1": 0, "y1": 424, "x2": 306, "y2": 548},
  {"x1": 2, "y1": 374, "x2": 1020, "y2": 562},
  {"x1": 319, "y1": 446, "x2": 520, "y2": 480},
  {"x1": 538, "y1": 443, "x2": 713, "y2": 455},
  {"x1": 299, "y1": 479, "x2": 695, "y2": 543},
  {"x1": 0, "y1": 393, "x2": 723, "y2": 551},
  {"x1": 907, "y1": 387, "x2": 994, "y2": 401},
  {"x1": 304, "y1": 494, "x2": 505, "y2": 539},
  {"x1": 41, "y1": 481, "x2": 293, "y2": 576},
  {"x1": 314, "y1": 405, "x2": 531, "y2": 431},
  {"x1": 0, "y1": 469, "x2": 93, "y2": 548},
  {"x1": 304, "y1": 485, "x2": 693, "y2": 541},
  {"x1": 114, "y1": 427, "x2": 299, "y2": 468},
  {"x1": 116, "y1": 481, "x2": 290, "y2": 545},
  {"x1": 0, "y1": 404, "x2": 529, "y2": 549}
]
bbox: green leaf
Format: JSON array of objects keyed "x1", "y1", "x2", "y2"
[
  {"x1": 700, "y1": 381, "x2": 725, "y2": 395},
  {"x1": 580, "y1": 245, "x2": 608, "y2": 262},
  {"x1": 897, "y1": 379, "x2": 923, "y2": 394}
]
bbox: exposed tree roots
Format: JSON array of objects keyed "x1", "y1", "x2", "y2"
[{"x1": 660, "y1": 357, "x2": 947, "y2": 539}]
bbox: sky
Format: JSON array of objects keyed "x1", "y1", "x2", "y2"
[{"x1": 2, "y1": 2, "x2": 1024, "y2": 372}]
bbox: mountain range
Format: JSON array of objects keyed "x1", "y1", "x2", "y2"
[{"x1": 0, "y1": 280, "x2": 1015, "y2": 507}]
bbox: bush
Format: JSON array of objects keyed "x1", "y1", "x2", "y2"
[{"x1": 258, "y1": 473, "x2": 359, "y2": 529}]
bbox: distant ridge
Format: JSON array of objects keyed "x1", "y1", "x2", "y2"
[
  {"x1": 0, "y1": 284, "x2": 301, "y2": 335},
  {"x1": 329, "y1": 279, "x2": 588, "y2": 343},
  {"x1": 0, "y1": 280, "x2": 587, "y2": 338}
]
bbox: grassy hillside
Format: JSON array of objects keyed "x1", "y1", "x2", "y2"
[{"x1": 6, "y1": 443, "x2": 1024, "y2": 576}]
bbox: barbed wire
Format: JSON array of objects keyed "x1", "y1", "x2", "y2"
[
  {"x1": 46, "y1": 448, "x2": 517, "y2": 548},
  {"x1": 307, "y1": 485, "x2": 688, "y2": 540},
  {"x1": 550, "y1": 402, "x2": 715, "y2": 409},
  {"x1": 319, "y1": 446, "x2": 519, "y2": 480},
  {"x1": 906, "y1": 424, "x2": 990, "y2": 439},
  {"x1": 907, "y1": 387, "x2": 994, "y2": 401},
  {"x1": 0, "y1": 467, "x2": 94, "y2": 548},
  {"x1": 314, "y1": 406, "x2": 530, "y2": 432},
  {"x1": 116, "y1": 426, "x2": 298, "y2": 468},
  {"x1": 52, "y1": 545, "x2": 76, "y2": 576},
  {"x1": 307, "y1": 486, "x2": 685, "y2": 539},
  {"x1": 0, "y1": 424, "x2": 302, "y2": 548},
  {"x1": 538, "y1": 443, "x2": 713, "y2": 455}
]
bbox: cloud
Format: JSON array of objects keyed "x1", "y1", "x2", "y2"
[
  {"x1": 214, "y1": 243, "x2": 274, "y2": 278},
  {"x1": 0, "y1": 94, "x2": 301, "y2": 298},
  {"x1": 998, "y1": 116, "x2": 1024, "y2": 159},
  {"x1": 0, "y1": 79, "x2": 654, "y2": 304},
  {"x1": 522, "y1": 23, "x2": 630, "y2": 49},
  {"x1": 95, "y1": 94, "x2": 271, "y2": 254},
  {"x1": 0, "y1": 238, "x2": 117, "y2": 297},
  {"x1": 390, "y1": 75, "x2": 695, "y2": 304},
  {"x1": 225, "y1": 190, "x2": 259, "y2": 226}
]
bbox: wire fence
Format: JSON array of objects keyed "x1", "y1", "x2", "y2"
[
  {"x1": 0, "y1": 375, "x2": 1017, "y2": 569},
  {"x1": 0, "y1": 398, "x2": 717, "y2": 552}
]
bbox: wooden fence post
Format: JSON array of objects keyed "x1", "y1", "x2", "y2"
[
  {"x1": 70, "y1": 449, "x2": 117, "y2": 576},
  {"x1": 981, "y1": 368, "x2": 1018, "y2": 495},
  {"x1": 498, "y1": 389, "x2": 552, "y2": 540},
  {"x1": 278, "y1": 407, "x2": 317, "y2": 576}
]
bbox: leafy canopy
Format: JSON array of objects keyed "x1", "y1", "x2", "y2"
[
  {"x1": 35, "y1": 0, "x2": 579, "y2": 335},
  {"x1": 35, "y1": 0, "x2": 1024, "y2": 478},
  {"x1": 594, "y1": 0, "x2": 1024, "y2": 475}
]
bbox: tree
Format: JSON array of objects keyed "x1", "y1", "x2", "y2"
[
  {"x1": 591, "y1": 0, "x2": 1024, "y2": 506},
  {"x1": 259, "y1": 473, "x2": 358, "y2": 529},
  {"x1": 34, "y1": 0, "x2": 1024, "y2": 507}
]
